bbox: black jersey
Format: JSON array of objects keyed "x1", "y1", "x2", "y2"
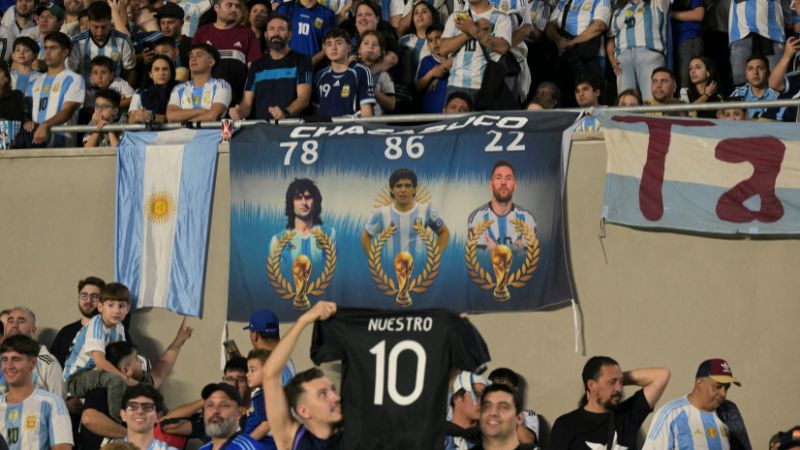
[{"x1": 310, "y1": 308, "x2": 490, "y2": 450}]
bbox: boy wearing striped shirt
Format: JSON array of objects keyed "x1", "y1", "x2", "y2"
[
  {"x1": 0, "y1": 335, "x2": 73, "y2": 450},
  {"x1": 63, "y1": 283, "x2": 131, "y2": 423},
  {"x1": 166, "y1": 43, "x2": 232, "y2": 122}
]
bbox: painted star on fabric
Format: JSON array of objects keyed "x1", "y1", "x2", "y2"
[{"x1": 586, "y1": 431, "x2": 628, "y2": 450}]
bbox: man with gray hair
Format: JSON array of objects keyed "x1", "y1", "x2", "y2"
[
  {"x1": 2, "y1": 306, "x2": 66, "y2": 398},
  {"x1": 199, "y1": 383, "x2": 261, "y2": 450}
]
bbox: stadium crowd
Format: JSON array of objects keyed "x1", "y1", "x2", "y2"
[
  {"x1": 0, "y1": 0, "x2": 796, "y2": 146},
  {"x1": 1, "y1": 282, "x2": 800, "y2": 450}
]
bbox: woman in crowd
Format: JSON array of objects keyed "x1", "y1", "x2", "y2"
[
  {"x1": 128, "y1": 55, "x2": 178, "y2": 124},
  {"x1": 352, "y1": 0, "x2": 400, "y2": 74},
  {"x1": 606, "y1": 0, "x2": 671, "y2": 103},
  {"x1": 399, "y1": 0, "x2": 439, "y2": 85},
  {"x1": 680, "y1": 56, "x2": 721, "y2": 118}
]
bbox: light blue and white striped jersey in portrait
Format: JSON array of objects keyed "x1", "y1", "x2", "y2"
[
  {"x1": 365, "y1": 202, "x2": 445, "y2": 258},
  {"x1": 68, "y1": 29, "x2": 136, "y2": 81},
  {"x1": 168, "y1": 78, "x2": 233, "y2": 110},
  {"x1": 728, "y1": 0, "x2": 784, "y2": 44},
  {"x1": 549, "y1": 0, "x2": 611, "y2": 36},
  {"x1": 0, "y1": 389, "x2": 73, "y2": 450},
  {"x1": 25, "y1": 68, "x2": 85, "y2": 147},
  {"x1": 62, "y1": 315, "x2": 125, "y2": 380},
  {"x1": 609, "y1": 0, "x2": 671, "y2": 56},
  {"x1": 467, "y1": 202, "x2": 537, "y2": 251},
  {"x1": 269, "y1": 225, "x2": 337, "y2": 272},
  {"x1": 643, "y1": 396, "x2": 731, "y2": 450},
  {"x1": 443, "y1": 9, "x2": 513, "y2": 90}
]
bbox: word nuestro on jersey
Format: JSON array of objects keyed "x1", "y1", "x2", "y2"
[{"x1": 310, "y1": 308, "x2": 490, "y2": 450}]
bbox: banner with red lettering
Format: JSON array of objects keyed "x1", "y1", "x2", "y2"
[{"x1": 600, "y1": 112, "x2": 800, "y2": 234}]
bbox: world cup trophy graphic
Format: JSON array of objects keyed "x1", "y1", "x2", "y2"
[
  {"x1": 394, "y1": 251, "x2": 414, "y2": 306},
  {"x1": 491, "y1": 245, "x2": 513, "y2": 301},
  {"x1": 292, "y1": 255, "x2": 312, "y2": 309}
]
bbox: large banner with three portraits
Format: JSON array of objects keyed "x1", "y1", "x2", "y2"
[{"x1": 227, "y1": 112, "x2": 578, "y2": 322}]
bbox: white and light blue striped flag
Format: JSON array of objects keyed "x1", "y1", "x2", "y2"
[{"x1": 115, "y1": 129, "x2": 220, "y2": 317}]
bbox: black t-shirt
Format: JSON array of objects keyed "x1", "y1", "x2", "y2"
[
  {"x1": 51, "y1": 319, "x2": 83, "y2": 367},
  {"x1": 244, "y1": 51, "x2": 313, "y2": 120},
  {"x1": 472, "y1": 445, "x2": 536, "y2": 450},
  {"x1": 310, "y1": 308, "x2": 490, "y2": 450},
  {"x1": 549, "y1": 389, "x2": 652, "y2": 450}
]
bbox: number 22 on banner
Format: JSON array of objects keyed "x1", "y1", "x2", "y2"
[
  {"x1": 281, "y1": 140, "x2": 319, "y2": 165},
  {"x1": 485, "y1": 131, "x2": 525, "y2": 152}
]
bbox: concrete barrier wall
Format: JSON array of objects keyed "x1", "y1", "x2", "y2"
[{"x1": 1, "y1": 136, "x2": 797, "y2": 447}]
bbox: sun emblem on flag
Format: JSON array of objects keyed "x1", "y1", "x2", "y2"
[{"x1": 146, "y1": 191, "x2": 176, "y2": 224}]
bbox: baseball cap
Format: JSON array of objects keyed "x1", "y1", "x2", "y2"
[
  {"x1": 36, "y1": 2, "x2": 65, "y2": 20},
  {"x1": 695, "y1": 358, "x2": 741, "y2": 386},
  {"x1": 201, "y1": 382, "x2": 242, "y2": 405},
  {"x1": 243, "y1": 309, "x2": 280, "y2": 334},
  {"x1": 452, "y1": 370, "x2": 490, "y2": 394},
  {"x1": 156, "y1": 2, "x2": 185, "y2": 20}
]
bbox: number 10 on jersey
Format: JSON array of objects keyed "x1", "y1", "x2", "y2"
[{"x1": 369, "y1": 340, "x2": 426, "y2": 406}]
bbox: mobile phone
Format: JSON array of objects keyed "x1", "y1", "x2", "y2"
[{"x1": 223, "y1": 340, "x2": 241, "y2": 359}]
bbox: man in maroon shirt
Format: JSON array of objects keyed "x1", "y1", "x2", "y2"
[{"x1": 192, "y1": 0, "x2": 262, "y2": 104}]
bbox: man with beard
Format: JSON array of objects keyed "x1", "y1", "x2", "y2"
[
  {"x1": 467, "y1": 160, "x2": 536, "y2": 255},
  {"x1": 230, "y1": 14, "x2": 312, "y2": 120},
  {"x1": 549, "y1": 356, "x2": 670, "y2": 450},
  {"x1": 199, "y1": 383, "x2": 260, "y2": 450},
  {"x1": 192, "y1": 0, "x2": 262, "y2": 106},
  {"x1": 0, "y1": 0, "x2": 37, "y2": 43},
  {"x1": 51, "y1": 277, "x2": 106, "y2": 368}
]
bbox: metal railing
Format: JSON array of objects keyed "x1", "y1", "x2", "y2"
[{"x1": 47, "y1": 99, "x2": 800, "y2": 133}]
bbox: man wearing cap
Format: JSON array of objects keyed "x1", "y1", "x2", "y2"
[
  {"x1": 643, "y1": 359, "x2": 742, "y2": 450},
  {"x1": 446, "y1": 371, "x2": 489, "y2": 450},
  {"x1": 157, "y1": 2, "x2": 192, "y2": 73},
  {"x1": 200, "y1": 383, "x2": 261, "y2": 450},
  {"x1": 244, "y1": 309, "x2": 296, "y2": 386},
  {"x1": 21, "y1": 2, "x2": 64, "y2": 70}
]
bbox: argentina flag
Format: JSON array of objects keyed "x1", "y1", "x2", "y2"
[{"x1": 115, "y1": 129, "x2": 219, "y2": 316}]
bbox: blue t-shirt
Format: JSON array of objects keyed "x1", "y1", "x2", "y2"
[
  {"x1": 244, "y1": 51, "x2": 313, "y2": 120},
  {"x1": 277, "y1": 1, "x2": 336, "y2": 59},
  {"x1": 313, "y1": 62, "x2": 376, "y2": 117},
  {"x1": 244, "y1": 390, "x2": 277, "y2": 450},
  {"x1": 198, "y1": 433, "x2": 261, "y2": 450},
  {"x1": 416, "y1": 54, "x2": 448, "y2": 114},
  {"x1": 671, "y1": 0, "x2": 703, "y2": 44}
]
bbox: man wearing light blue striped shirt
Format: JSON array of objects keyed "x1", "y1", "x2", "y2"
[{"x1": 643, "y1": 358, "x2": 743, "y2": 450}]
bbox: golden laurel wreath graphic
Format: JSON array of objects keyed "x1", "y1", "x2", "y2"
[
  {"x1": 266, "y1": 228, "x2": 336, "y2": 309},
  {"x1": 465, "y1": 218, "x2": 540, "y2": 296},
  {"x1": 368, "y1": 221, "x2": 441, "y2": 305}
]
